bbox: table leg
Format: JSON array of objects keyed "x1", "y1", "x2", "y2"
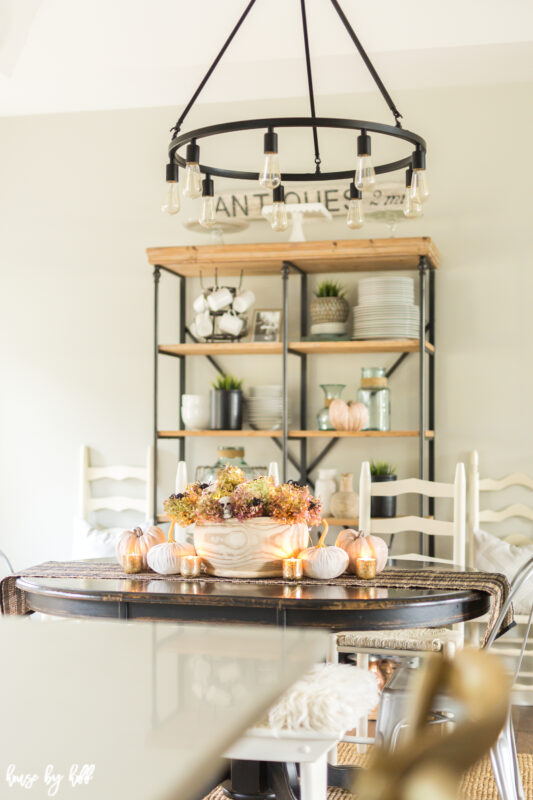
[{"x1": 221, "y1": 760, "x2": 275, "y2": 800}]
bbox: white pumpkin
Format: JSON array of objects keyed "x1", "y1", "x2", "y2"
[
  {"x1": 335, "y1": 528, "x2": 388, "y2": 574},
  {"x1": 328, "y1": 399, "x2": 368, "y2": 432},
  {"x1": 147, "y1": 521, "x2": 196, "y2": 575},
  {"x1": 300, "y1": 521, "x2": 349, "y2": 579},
  {"x1": 115, "y1": 525, "x2": 166, "y2": 570}
]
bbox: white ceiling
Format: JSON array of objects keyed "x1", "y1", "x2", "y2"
[{"x1": 1, "y1": 0, "x2": 533, "y2": 116}]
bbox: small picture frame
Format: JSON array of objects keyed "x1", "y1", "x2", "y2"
[{"x1": 251, "y1": 309, "x2": 283, "y2": 343}]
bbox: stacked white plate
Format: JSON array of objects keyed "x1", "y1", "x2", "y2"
[
  {"x1": 247, "y1": 386, "x2": 289, "y2": 430},
  {"x1": 352, "y1": 276, "x2": 419, "y2": 339}
]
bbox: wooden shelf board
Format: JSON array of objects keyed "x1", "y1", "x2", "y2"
[
  {"x1": 158, "y1": 429, "x2": 283, "y2": 438},
  {"x1": 159, "y1": 429, "x2": 434, "y2": 439},
  {"x1": 290, "y1": 430, "x2": 435, "y2": 439},
  {"x1": 289, "y1": 339, "x2": 434, "y2": 355},
  {"x1": 159, "y1": 339, "x2": 434, "y2": 357},
  {"x1": 159, "y1": 342, "x2": 281, "y2": 357},
  {"x1": 325, "y1": 518, "x2": 359, "y2": 527},
  {"x1": 147, "y1": 237, "x2": 440, "y2": 277}
]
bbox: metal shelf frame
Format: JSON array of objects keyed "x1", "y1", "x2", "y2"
[{"x1": 151, "y1": 252, "x2": 436, "y2": 554}]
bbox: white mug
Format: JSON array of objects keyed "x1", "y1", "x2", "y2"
[
  {"x1": 219, "y1": 313, "x2": 244, "y2": 337},
  {"x1": 193, "y1": 293, "x2": 208, "y2": 313},
  {"x1": 207, "y1": 287, "x2": 232, "y2": 312},
  {"x1": 233, "y1": 289, "x2": 255, "y2": 314},
  {"x1": 196, "y1": 311, "x2": 213, "y2": 337}
]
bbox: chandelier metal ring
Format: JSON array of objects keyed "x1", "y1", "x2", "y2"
[{"x1": 168, "y1": 116, "x2": 426, "y2": 183}]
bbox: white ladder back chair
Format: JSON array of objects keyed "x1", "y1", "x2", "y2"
[
  {"x1": 359, "y1": 461, "x2": 466, "y2": 567},
  {"x1": 79, "y1": 445, "x2": 155, "y2": 522},
  {"x1": 468, "y1": 450, "x2": 533, "y2": 567}
]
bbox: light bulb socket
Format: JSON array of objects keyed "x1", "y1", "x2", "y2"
[
  {"x1": 166, "y1": 162, "x2": 179, "y2": 183},
  {"x1": 202, "y1": 175, "x2": 214, "y2": 197},
  {"x1": 412, "y1": 147, "x2": 426, "y2": 171},
  {"x1": 349, "y1": 182, "x2": 362, "y2": 200},
  {"x1": 405, "y1": 167, "x2": 413, "y2": 187},
  {"x1": 357, "y1": 131, "x2": 371, "y2": 157},
  {"x1": 186, "y1": 141, "x2": 200, "y2": 163},
  {"x1": 264, "y1": 129, "x2": 278, "y2": 154},
  {"x1": 273, "y1": 185, "x2": 285, "y2": 203}
]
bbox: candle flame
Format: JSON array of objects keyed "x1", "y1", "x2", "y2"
[{"x1": 360, "y1": 537, "x2": 375, "y2": 559}]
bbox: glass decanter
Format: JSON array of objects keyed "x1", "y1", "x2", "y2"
[{"x1": 317, "y1": 384, "x2": 345, "y2": 430}]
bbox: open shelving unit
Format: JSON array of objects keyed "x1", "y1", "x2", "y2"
[{"x1": 147, "y1": 237, "x2": 439, "y2": 551}]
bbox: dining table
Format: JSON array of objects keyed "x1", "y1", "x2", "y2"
[{"x1": 2, "y1": 557, "x2": 509, "y2": 800}]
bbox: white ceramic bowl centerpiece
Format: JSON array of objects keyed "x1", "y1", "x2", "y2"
[{"x1": 163, "y1": 467, "x2": 322, "y2": 578}]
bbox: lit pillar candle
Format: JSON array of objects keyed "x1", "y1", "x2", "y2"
[
  {"x1": 282, "y1": 557, "x2": 303, "y2": 581},
  {"x1": 181, "y1": 555, "x2": 202, "y2": 578}
]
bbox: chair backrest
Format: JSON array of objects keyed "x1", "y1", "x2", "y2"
[
  {"x1": 79, "y1": 445, "x2": 154, "y2": 522},
  {"x1": 468, "y1": 450, "x2": 533, "y2": 567},
  {"x1": 359, "y1": 461, "x2": 466, "y2": 567}
]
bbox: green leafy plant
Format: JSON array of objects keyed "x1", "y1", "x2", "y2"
[
  {"x1": 212, "y1": 373, "x2": 243, "y2": 391},
  {"x1": 370, "y1": 460, "x2": 397, "y2": 477},
  {"x1": 314, "y1": 280, "x2": 346, "y2": 298}
]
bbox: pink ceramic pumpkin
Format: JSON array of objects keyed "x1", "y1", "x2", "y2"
[
  {"x1": 328, "y1": 399, "x2": 368, "y2": 431},
  {"x1": 335, "y1": 528, "x2": 388, "y2": 573}
]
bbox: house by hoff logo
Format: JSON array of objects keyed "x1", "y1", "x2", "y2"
[{"x1": 6, "y1": 764, "x2": 95, "y2": 796}]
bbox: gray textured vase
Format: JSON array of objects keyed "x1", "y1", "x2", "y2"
[{"x1": 310, "y1": 296, "x2": 349, "y2": 324}]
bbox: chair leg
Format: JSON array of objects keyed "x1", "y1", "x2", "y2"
[
  {"x1": 299, "y1": 755, "x2": 328, "y2": 800},
  {"x1": 356, "y1": 653, "x2": 370, "y2": 753},
  {"x1": 490, "y1": 714, "x2": 525, "y2": 800},
  {"x1": 326, "y1": 635, "x2": 339, "y2": 766}
]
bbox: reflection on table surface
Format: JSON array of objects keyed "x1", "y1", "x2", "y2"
[{"x1": 0, "y1": 618, "x2": 327, "y2": 800}]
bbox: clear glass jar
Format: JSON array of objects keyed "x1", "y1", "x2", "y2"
[
  {"x1": 195, "y1": 446, "x2": 266, "y2": 484},
  {"x1": 357, "y1": 368, "x2": 390, "y2": 431},
  {"x1": 317, "y1": 384, "x2": 346, "y2": 430}
]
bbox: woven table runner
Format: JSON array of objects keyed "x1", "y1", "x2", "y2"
[{"x1": 0, "y1": 560, "x2": 512, "y2": 645}]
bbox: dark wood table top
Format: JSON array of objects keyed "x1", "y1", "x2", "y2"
[{"x1": 17, "y1": 559, "x2": 491, "y2": 630}]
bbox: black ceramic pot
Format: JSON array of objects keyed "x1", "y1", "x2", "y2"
[
  {"x1": 371, "y1": 474, "x2": 397, "y2": 518},
  {"x1": 210, "y1": 389, "x2": 243, "y2": 430}
]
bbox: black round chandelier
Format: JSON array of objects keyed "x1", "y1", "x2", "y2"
[{"x1": 162, "y1": 0, "x2": 430, "y2": 231}]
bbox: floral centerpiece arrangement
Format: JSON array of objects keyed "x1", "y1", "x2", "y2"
[{"x1": 164, "y1": 466, "x2": 322, "y2": 578}]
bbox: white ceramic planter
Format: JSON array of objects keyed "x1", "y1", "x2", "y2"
[{"x1": 194, "y1": 517, "x2": 309, "y2": 578}]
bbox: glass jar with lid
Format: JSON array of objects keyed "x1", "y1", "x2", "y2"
[
  {"x1": 357, "y1": 367, "x2": 390, "y2": 431},
  {"x1": 195, "y1": 446, "x2": 266, "y2": 484}
]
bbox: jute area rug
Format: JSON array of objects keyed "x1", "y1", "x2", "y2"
[{"x1": 203, "y1": 743, "x2": 533, "y2": 799}]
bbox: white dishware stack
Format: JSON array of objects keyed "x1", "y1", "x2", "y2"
[
  {"x1": 352, "y1": 276, "x2": 420, "y2": 339},
  {"x1": 181, "y1": 395, "x2": 210, "y2": 430},
  {"x1": 246, "y1": 386, "x2": 289, "y2": 431}
]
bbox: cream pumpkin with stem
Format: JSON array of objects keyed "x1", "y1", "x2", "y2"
[
  {"x1": 299, "y1": 520, "x2": 349, "y2": 579},
  {"x1": 335, "y1": 528, "x2": 388, "y2": 573},
  {"x1": 115, "y1": 525, "x2": 166, "y2": 571},
  {"x1": 147, "y1": 520, "x2": 196, "y2": 575}
]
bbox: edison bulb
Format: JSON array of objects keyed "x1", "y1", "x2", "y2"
[
  {"x1": 199, "y1": 195, "x2": 216, "y2": 228},
  {"x1": 161, "y1": 182, "x2": 180, "y2": 215},
  {"x1": 403, "y1": 191, "x2": 423, "y2": 219},
  {"x1": 183, "y1": 163, "x2": 202, "y2": 198},
  {"x1": 354, "y1": 155, "x2": 376, "y2": 190},
  {"x1": 259, "y1": 152, "x2": 281, "y2": 189},
  {"x1": 346, "y1": 198, "x2": 364, "y2": 229},
  {"x1": 271, "y1": 202, "x2": 288, "y2": 232},
  {"x1": 410, "y1": 169, "x2": 430, "y2": 204}
]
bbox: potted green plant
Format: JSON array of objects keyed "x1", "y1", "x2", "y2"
[
  {"x1": 370, "y1": 461, "x2": 397, "y2": 518},
  {"x1": 310, "y1": 280, "x2": 349, "y2": 325},
  {"x1": 210, "y1": 373, "x2": 244, "y2": 430}
]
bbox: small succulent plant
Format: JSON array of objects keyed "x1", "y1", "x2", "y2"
[
  {"x1": 370, "y1": 461, "x2": 397, "y2": 477},
  {"x1": 314, "y1": 280, "x2": 346, "y2": 298},
  {"x1": 211, "y1": 373, "x2": 243, "y2": 391}
]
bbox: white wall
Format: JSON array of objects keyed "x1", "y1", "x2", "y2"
[{"x1": 1, "y1": 82, "x2": 532, "y2": 568}]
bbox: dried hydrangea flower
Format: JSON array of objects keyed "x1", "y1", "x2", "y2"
[
  {"x1": 163, "y1": 482, "x2": 202, "y2": 526},
  {"x1": 217, "y1": 465, "x2": 246, "y2": 496},
  {"x1": 230, "y1": 476, "x2": 275, "y2": 521},
  {"x1": 196, "y1": 491, "x2": 226, "y2": 522},
  {"x1": 270, "y1": 483, "x2": 323, "y2": 525}
]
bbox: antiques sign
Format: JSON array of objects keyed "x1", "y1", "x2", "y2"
[{"x1": 214, "y1": 183, "x2": 405, "y2": 220}]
